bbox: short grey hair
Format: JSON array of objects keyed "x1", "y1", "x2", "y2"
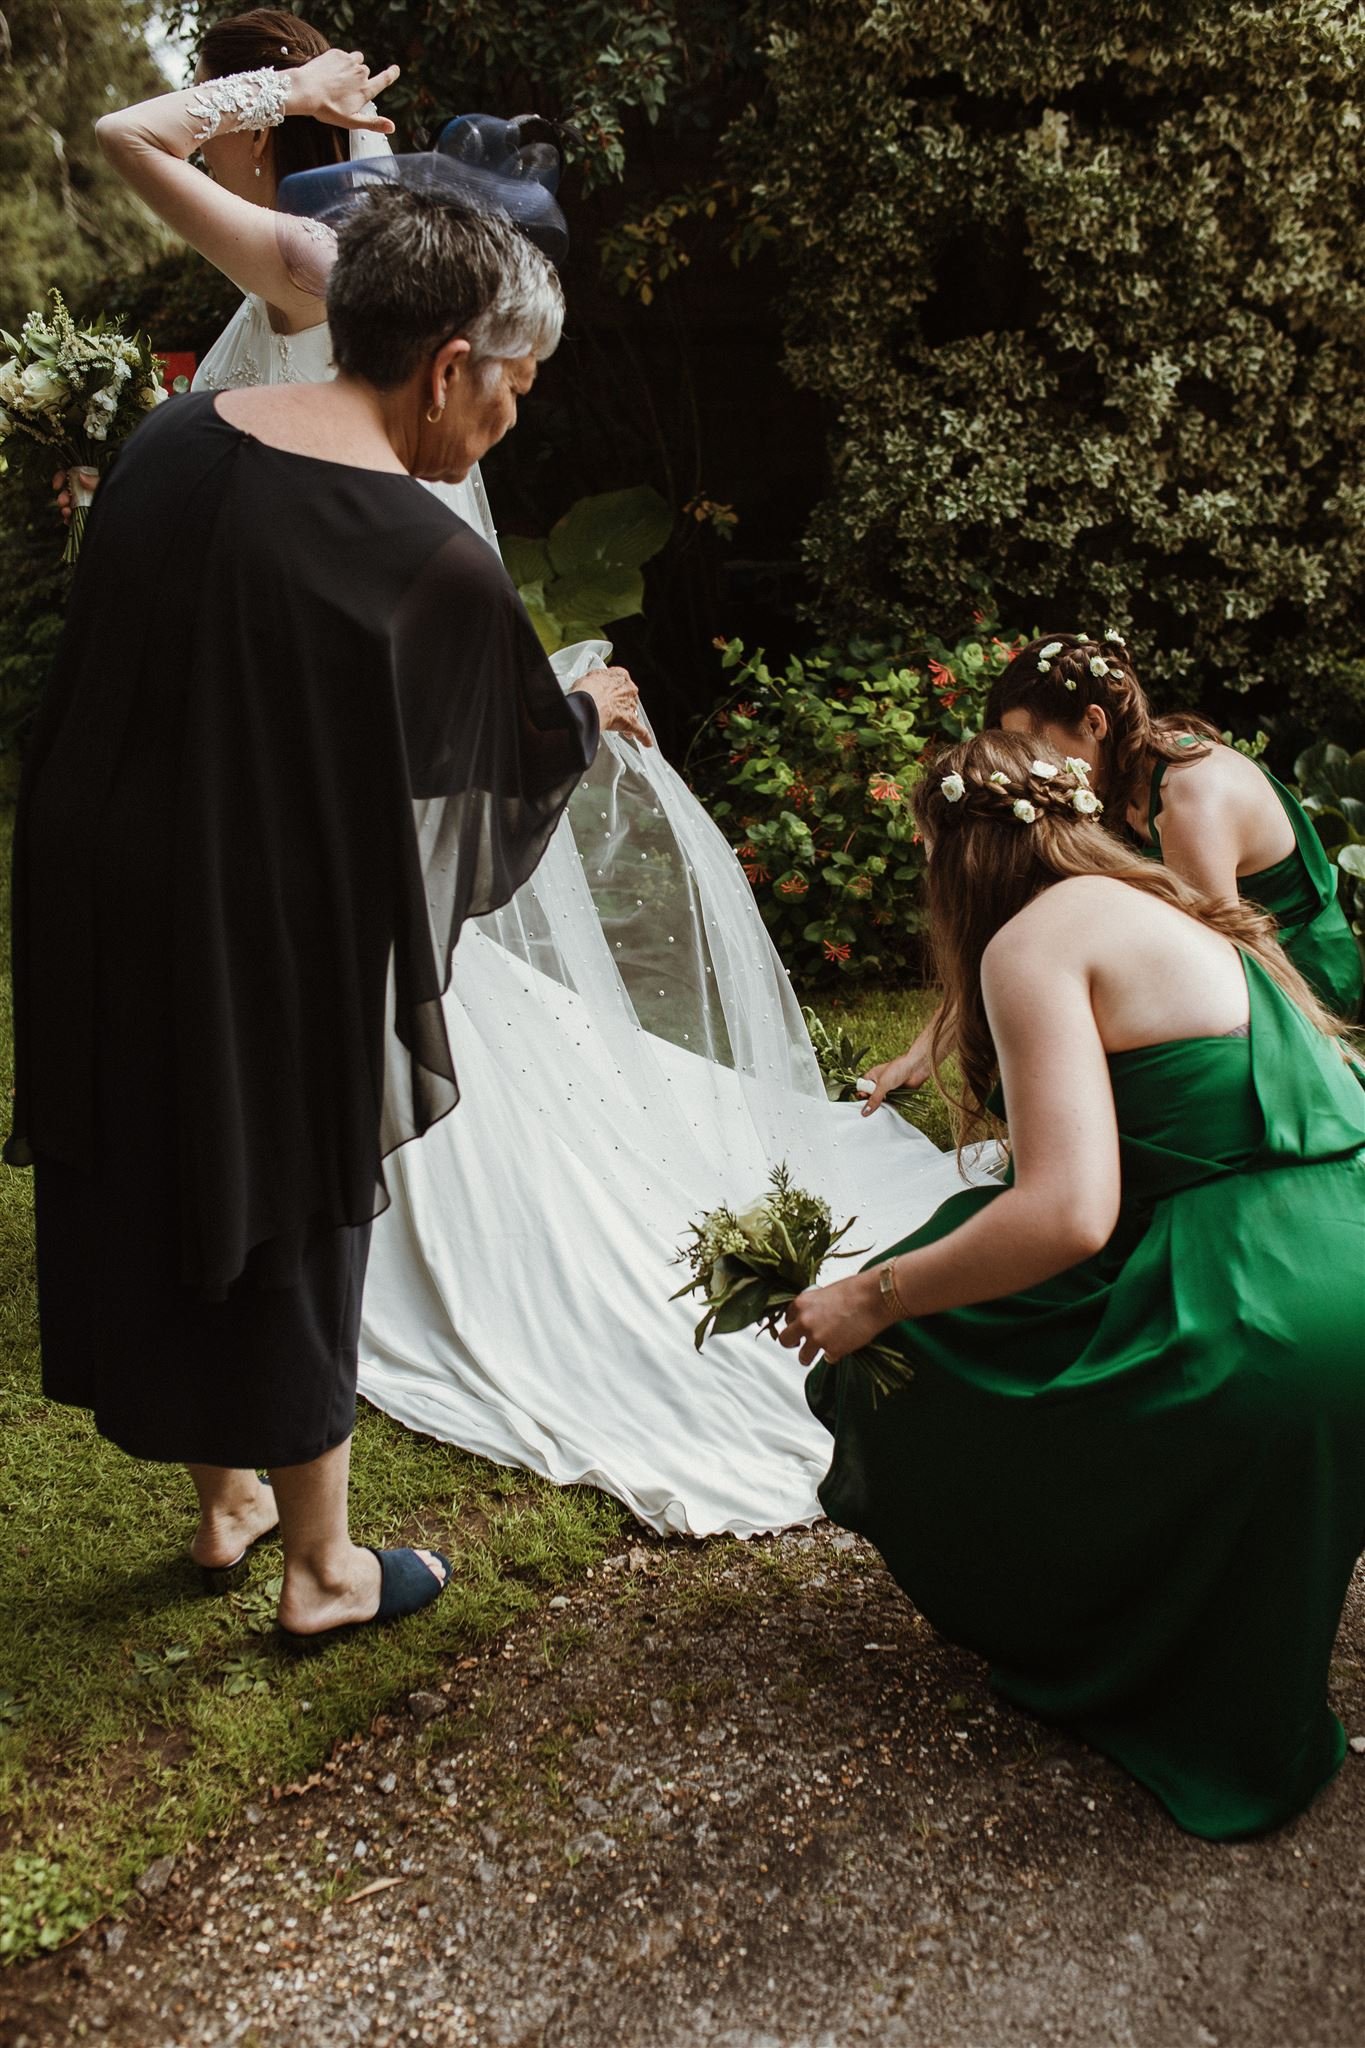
[{"x1": 328, "y1": 183, "x2": 564, "y2": 392}]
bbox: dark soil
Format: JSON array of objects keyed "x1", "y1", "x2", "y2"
[{"x1": 4, "y1": 1528, "x2": 1362, "y2": 2048}]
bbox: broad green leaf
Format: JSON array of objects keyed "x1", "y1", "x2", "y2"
[
  {"x1": 547, "y1": 486, "x2": 672, "y2": 576},
  {"x1": 548, "y1": 563, "x2": 646, "y2": 628},
  {"x1": 500, "y1": 534, "x2": 552, "y2": 589}
]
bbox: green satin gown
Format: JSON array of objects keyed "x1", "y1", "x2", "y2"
[
  {"x1": 1144, "y1": 749, "x2": 1362, "y2": 1018},
  {"x1": 807, "y1": 956, "x2": 1365, "y2": 1839}
]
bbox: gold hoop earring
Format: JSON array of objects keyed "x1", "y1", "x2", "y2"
[{"x1": 425, "y1": 402, "x2": 445, "y2": 424}]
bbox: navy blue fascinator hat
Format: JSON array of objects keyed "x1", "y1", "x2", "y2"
[{"x1": 277, "y1": 112, "x2": 569, "y2": 266}]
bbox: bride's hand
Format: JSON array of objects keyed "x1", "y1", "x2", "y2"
[
  {"x1": 289, "y1": 49, "x2": 401, "y2": 134},
  {"x1": 778, "y1": 1271, "x2": 887, "y2": 1369},
  {"x1": 571, "y1": 665, "x2": 654, "y2": 748}
]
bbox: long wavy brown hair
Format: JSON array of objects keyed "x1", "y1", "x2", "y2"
[
  {"x1": 984, "y1": 630, "x2": 1221, "y2": 829},
  {"x1": 199, "y1": 9, "x2": 348, "y2": 184},
  {"x1": 913, "y1": 731, "x2": 1346, "y2": 1153}
]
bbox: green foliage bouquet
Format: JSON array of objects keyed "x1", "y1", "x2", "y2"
[
  {"x1": 0, "y1": 291, "x2": 164, "y2": 561},
  {"x1": 673, "y1": 1164, "x2": 912, "y2": 1396},
  {"x1": 802, "y1": 1007, "x2": 920, "y2": 1122}
]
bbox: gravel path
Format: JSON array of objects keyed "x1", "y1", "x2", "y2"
[{"x1": 5, "y1": 1527, "x2": 1363, "y2": 2048}]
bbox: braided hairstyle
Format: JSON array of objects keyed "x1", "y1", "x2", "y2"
[
  {"x1": 199, "y1": 9, "x2": 348, "y2": 183},
  {"x1": 913, "y1": 730, "x2": 1344, "y2": 1155},
  {"x1": 984, "y1": 631, "x2": 1220, "y2": 831}
]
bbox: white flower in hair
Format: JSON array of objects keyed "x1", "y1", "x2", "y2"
[
  {"x1": 1063, "y1": 755, "x2": 1092, "y2": 780},
  {"x1": 1036, "y1": 661, "x2": 1051, "y2": 675},
  {"x1": 988, "y1": 771, "x2": 1009, "y2": 785},
  {"x1": 1038, "y1": 641, "x2": 1064, "y2": 659},
  {"x1": 1104, "y1": 629, "x2": 1125, "y2": 645},
  {"x1": 1063, "y1": 678, "x2": 1078, "y2": 691},
  {"x1": 1109, "y1": 665, "x2": 1125, "y2": 680},
  {"x1": 1072, "y1": 787, "x2": 1103, "y2": 815},
  {"x1": 940, "y1": 773, "x2": 966, "y2": 803},
  {"x1": 1089, "y1": 656, "x2": 1109, "y2": 678},
  {"x1": 1030, "y1": 758, "x2": 1059, "y2": 779},
  {"x1": 1012, "y1": 798, "x2": 1038, "y2": 823}
]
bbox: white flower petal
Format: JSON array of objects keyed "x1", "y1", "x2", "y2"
[
  {"x1": 988, "y1": 771, "x2": 1009, "y2": 785},
  {"x1": 1089, "y1": 656, "x2": 1109, "y2": 677},
  {"x1": 1072, "y1": 788, "x2": 1103, "y2": 815},
  {"x1": 1030, "y1": 759, "x2": 1059, "y2": 779},
  {"x1": 1063, "y1": 755, "x2": 1092, "y2": 780},
  {"x1": 1012, "y1": 798, "x2": 1038, "y2": 823},
  {"x1": 1038, "y1": 641, "x2": 1064, "y2": 659},
  {"x1": 940, "y1": 773, "x2": 966, "y2": 803}
]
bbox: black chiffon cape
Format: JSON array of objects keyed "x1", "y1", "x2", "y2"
[{"x1": 8, "y1": 395, "x2": 596, "y2": 1299}]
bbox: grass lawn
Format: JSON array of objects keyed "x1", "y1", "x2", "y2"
[{"x1": 0, "y1": 788, "x2": 941, "y2": 1963}]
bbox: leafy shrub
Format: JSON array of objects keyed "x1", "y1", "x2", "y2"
[
  {"x1": 501, "y1": 487, "x2": 672, "y2": 654},
  {"x1": 739, "y1": 0, "x2": 1365, "y2": 733},
  {"x1": 687, "y1": 624, "x2": 1018, "y2": 983},
  {"x1": 1294, "y1": 740, "x2": 1365, "y2": 958}
]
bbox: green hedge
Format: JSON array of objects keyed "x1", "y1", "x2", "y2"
[{"x1": 738, "y1": 0, "x2": 1365, "y2": 733}]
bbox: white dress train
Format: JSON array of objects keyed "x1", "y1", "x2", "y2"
[{"x1": 194, "y1": 298, "x2": 982, "y2": 1537}]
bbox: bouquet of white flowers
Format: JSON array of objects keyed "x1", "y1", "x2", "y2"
[
  {"x1": 0, "y1": 291, "x2": 166, "y2": 561},
  {"x1": 673, "y1": 1163, "x2": 913, "y2": 1397}
]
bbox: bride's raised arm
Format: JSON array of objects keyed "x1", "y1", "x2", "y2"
[{"x1": 95, "y1": 47, "x2": 397, "y2": 320}]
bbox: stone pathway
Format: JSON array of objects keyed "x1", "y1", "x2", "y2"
[{"x1": 4, "y1": 1529, "x2": 1362, "y2": 2048}]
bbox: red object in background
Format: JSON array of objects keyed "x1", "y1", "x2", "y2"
[{"x1": 160, "y1": 351, "x2": 197, "y2": 395}]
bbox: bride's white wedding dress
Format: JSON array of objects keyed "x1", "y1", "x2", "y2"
[{"x1": 194, "y1": 296, "x2": 984, "y2": 1537}]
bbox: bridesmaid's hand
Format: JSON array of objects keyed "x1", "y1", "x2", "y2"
[
  {"x1": 288, "y1": 50, "x2": 401, "y2": 134},
  {"x1": 778, "y1": 1270, "x2": 887, "y2": 1368}
]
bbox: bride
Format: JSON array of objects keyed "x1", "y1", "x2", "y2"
[{"x1": 97, "y1": 10, "x2": 984, "y2": 1536}]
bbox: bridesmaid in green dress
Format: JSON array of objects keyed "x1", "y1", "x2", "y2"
[
  {"x1": 784, "y1": 731, "x2": 1364, "y2": 1840},
  {"x1": 986, "y1": 631, "x2": 1362, "y2": 1016}
]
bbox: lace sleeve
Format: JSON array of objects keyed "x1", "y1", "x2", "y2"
[{"x1": 186, "y1": 68, "x2": 291, "y2": 147}]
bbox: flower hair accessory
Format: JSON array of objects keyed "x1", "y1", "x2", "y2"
[
  {"x1": 1063, "y1": 755, "x2": 1092, "y2": 780},
  {"x1": 1072, "y1": 788, "x2": 1103, "y2": 815},
  {"x1": 1012, "y1": 798, "x2": 1038, "y2": 823},
  {"x1": 1088, "y1": 655, "x2": 1109, "y2": 678},
  {"x1": 1030, "y1": 758, "x2": 1058, "y2": 780},
  {"x1": 988, "y1": 771, "x2": 1009, "y2": 785},
  {"x1": 940, "y1": 772, "x2": 966, "y2": 803}
]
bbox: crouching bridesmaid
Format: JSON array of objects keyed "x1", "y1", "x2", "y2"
[{"x1": 783, "y1": 731, "x2": 1365, "y2": 1839}]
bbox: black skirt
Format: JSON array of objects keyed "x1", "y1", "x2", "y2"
[{"x1": 35, "y1": 1155, "x2": 370, "y2": 1468}]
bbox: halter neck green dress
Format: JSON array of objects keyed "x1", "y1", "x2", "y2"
[
  {"x1": 1144, "y1": 748, "x2": 1362, "y2": 1017},
  {"x1": 807, "y1": 957, "x2": 1365, "y2": 1839}
]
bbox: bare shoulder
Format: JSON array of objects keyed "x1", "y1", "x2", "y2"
[
  {"x1": 1161, "y1": 739, "x2": 1264, "y2": 812},
  {"x1": 983, "y1": 875, "x2": 1126, "y2": 967}
]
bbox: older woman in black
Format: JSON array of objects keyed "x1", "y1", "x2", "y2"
[{"x1": 8, "y1": 180, "x2": 643, "y2": 1640}]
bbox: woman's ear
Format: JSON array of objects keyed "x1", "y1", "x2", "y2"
[
  {"x1": 1083, "y1": 703, "x2": 1110, "y2": 743},
  {"x1": 427, "y1": 336, "x2": 473, "y2": 415}
]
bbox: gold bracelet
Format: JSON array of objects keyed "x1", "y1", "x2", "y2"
[{"x1": 878, "y1": 1258, "x2": 907, "y2": 1320}]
